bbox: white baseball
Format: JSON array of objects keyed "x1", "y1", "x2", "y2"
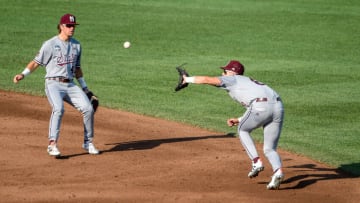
[{"x1": 123, "y1": 41, "x2": 131, "y2": 49}]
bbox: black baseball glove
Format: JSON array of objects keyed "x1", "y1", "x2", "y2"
[
  {"x1": 175, "y1": 63, "x2": 189, "y2": 92},
  {"x1": 86, "y1": 91, "x2": 99, "y2": 113}
]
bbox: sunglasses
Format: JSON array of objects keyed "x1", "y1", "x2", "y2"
[{"x1": 64, "y1": 24, "x2": 76, "y2": 28}]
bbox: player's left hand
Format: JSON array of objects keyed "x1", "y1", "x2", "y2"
[{"x1": 174, "y1": 63, "x2": 189, "y2": 92}]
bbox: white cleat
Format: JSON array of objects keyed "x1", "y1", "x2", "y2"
[
  {"x1": 83, "y1": 143, "x2": 100, "y2": 155},
  {"x1": 267, "y1": 169, "x2": 284, "y2": 190},
  {"x1": 47, "y1": 144, "x2": 61, "y2": 156},
  {"x1": 248, "y1": 160, "x2": 264, "y2": 178}
]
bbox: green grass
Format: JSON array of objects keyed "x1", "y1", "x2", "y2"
[{"x1": 1, "y1": 0, "x2": 359, "y2": 175}]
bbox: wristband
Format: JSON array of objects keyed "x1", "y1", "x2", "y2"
[
  {"x1": 21, "y1": 68, "x2": 31, "y2": 77},
  {"x1": 77, "y1": 77, "x2": 88, "y2": 89},
  {"x1": 238, "y1": 117, "x2": 243, "y2": 122},
  {"x1": 184, "y1": 76, "x2": 195, "y2": 83}
]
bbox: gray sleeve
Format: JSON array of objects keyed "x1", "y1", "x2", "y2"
[
  {"x1": 218, "y1": 76, "x2": 237, "y2": 89},
  {"x1": 34, "y1": 41, "x2": 52, "y2": 66}
]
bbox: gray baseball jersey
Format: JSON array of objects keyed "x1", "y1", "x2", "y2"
[
  {"x1": 34, "y1": 36, "x2": 81, "y2": 79},
  {"x1": 218, "y1": 75, "x2": 284, "y2": 172},
  {"x1": 35, "y1": 36, "x2": 94, "y2": 145},
  {"x1": 219, "y1": 75, "x2": 280, "y2": 107}
]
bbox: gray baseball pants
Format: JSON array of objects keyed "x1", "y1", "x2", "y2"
[
  {"x1": 238, "y1": 98, "x2": 284, "y2": 171},
  {"x1": 45, "y1": 79, "x2": 94, "y2": 144}
]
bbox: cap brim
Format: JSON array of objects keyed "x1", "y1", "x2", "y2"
[
  {"x1": 61, "y1": 23, "x2": 80, "y2": 25},
  {"x1": 220, "y1": 66, "x2": 231, "y2": 71}
]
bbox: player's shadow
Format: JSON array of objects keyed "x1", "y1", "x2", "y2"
[
  {"x1": 104, "y1": 133, "x2": 235, "y2": 152},
  {"x1": 55, "y1": 152, "x2": 89, "y2": 159},
  {"x1": 276, "y1": 163, "x2": 359, "y2": 190},
  {"x1": 55, "y1": 133, "x2": 235, "y2": 159}
]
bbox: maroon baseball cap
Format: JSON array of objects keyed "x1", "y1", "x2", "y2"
[
  {"x1": 220, "y1": 60, "x2": 245, "y2": 75},
  {"x1": 59, "y1": 13, "x2": 79, "y2": 25}
]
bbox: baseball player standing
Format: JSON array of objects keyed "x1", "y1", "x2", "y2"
[
  {"x1": 182, "y1": 60, "x2": 284, "y2": 189},
  {"x1": 13, "y1": 14, "x2": 99, "y2": 156}
]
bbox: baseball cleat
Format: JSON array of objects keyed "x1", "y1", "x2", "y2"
[
  {"x1": 266, "y1": 169, "x2": 284, "y2": 190},
  {"x1": 47, "y1": 144, "x2": 61, "y2": 156},
  {"x1": 248, "y1": 160, "x2": 264, "y2": 178},
  {"x1": 82, "y1": 143, "x2": 100, "y2": 155}
]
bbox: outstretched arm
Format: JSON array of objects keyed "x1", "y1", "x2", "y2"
[{"x1": 183, "y1": 75, "x2": 222, "y2": 86}]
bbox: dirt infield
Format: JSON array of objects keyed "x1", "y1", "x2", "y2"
[{"x1": 0, "y1": 90, "x2": 359, "y2": 203}]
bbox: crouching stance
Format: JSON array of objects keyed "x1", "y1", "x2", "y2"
[{"x1": 181, "y1": 60, "x2": 284, "y2": 189}]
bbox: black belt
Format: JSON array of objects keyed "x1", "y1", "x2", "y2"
[
  {"x1": 255, "y1": 97, "x2": 281, "y2": 102},
  {"x1": 255, "y1": 98, "x2": 268, "y2": 102},
  {"x1": 47, "y1": 77, "x2": 72, "y2": 83}
]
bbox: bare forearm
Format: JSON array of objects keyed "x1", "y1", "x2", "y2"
[
  {"x1": 26, "y1": 61, "x2": 40, "y2": 72},
  {"x1": 185, "y1": 76, "x2": 221, "y2": 86},
  {"x1": 75, "y1": 68, "x2": 83, "y2": 79},
  {"x1": 13, "y1": 61, "x2": 40, "y2": 83},
  {"x1": 75, "y1": 68, "x2": 89, "y2": 91}
]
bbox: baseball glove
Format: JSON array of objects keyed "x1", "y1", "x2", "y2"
[
  {"x1": 175, "y1": 63, "x2": 189, "y2": 92},
  {"x1": 86, "y1": 91, "x2": 99, "y2": 113}
]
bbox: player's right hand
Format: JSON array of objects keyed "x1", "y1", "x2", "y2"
[
  {"x1": 227, "y1": 118, "x2": 239, "y2": 127},
  {"x1": 13, "y1": 74, "x2": 24, "y2": 84}
]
